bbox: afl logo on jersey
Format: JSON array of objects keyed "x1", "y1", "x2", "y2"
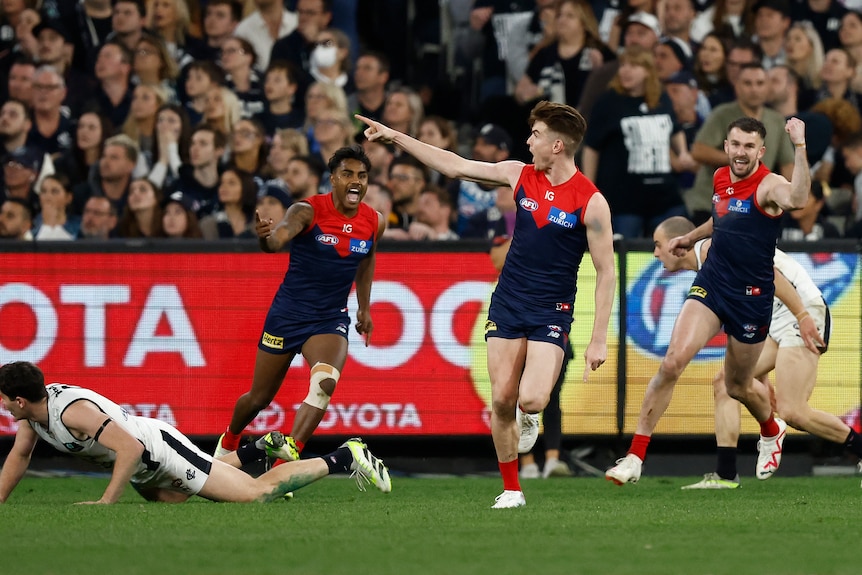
[
  {"x1": 316, "y1": 233, "x2": 339, "y2": 245},
  {"x1": 519, "y1": 198, "x2": 539, "y2": 211}
]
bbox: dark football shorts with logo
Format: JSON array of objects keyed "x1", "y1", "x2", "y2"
[
  {"x1": 485, "y1": 292, "x2": 572, "y2": 351},
  {"x1": 686, "y1": 275, "x2": 772, "y2": 344},
  {"x1": 258, "y1": 308, "x2": 351, "y2": 354}
]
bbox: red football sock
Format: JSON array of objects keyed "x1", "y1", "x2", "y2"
[
  {"x1": 272, "y1": 458, "x2": 287, "y2": 468},
  {"x1": 222, "y1": 429, "x2": 242, "y2": 451},
  {"x1": 760, "y1": 416, "x2": 780, "y2": 438},
  {"x1": 499, "y1": 460, "x2": 520, "y2": 492},
  {"x1": 295, "y1": 439, "x2": 305, "y2": 453},
  {"x1": 628, "y1": 434, "x2": 651, "y2": 461}
]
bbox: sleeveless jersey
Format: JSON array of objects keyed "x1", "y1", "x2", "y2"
[
  {"x1": 30, "y1": 384, "x2": 149, "y2": 472},
  {"x1": 273, "y1": 194, "x2": 378, "y2": 321},
  {"x1": 495, "y1": 165, "x2": 599, "y2": 308},
  {"x1": 704, "y1": 163, "x2": 781, "y2": 296}
]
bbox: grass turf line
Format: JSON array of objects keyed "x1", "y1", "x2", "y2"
[{"x1": 1, "y1": 475, "x2": 859, "y2": 575}]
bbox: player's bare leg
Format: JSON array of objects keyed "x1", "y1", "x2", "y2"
[
  {"x1": 229, "y1": 350, "x2": 295, "y2": 435},
  {"x1": 290, "y1": 334, "x2": 348, "y2": 445},
  {"x1": 723, "y1": 337, "x2": 771, "y2": 421}
]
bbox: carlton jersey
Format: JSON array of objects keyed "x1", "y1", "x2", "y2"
[
  {"x1": 494, "y1": 165, "x2": 598, "y2": 311},
  {"x1": 700, "y1": 163, "x2": 781, "y2": 298},
  {"x1": 272, "y1": 194, "x2": 378, "y2": 321}
]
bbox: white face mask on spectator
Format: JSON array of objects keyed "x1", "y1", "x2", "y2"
[{"x1": 311, "y1": 45, "x2": 338, "y2": 69}]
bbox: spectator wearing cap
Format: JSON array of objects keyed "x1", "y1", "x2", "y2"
[
  {"x1": 753, "y1": 0, "x2": 791, "y2": 70},
  {"x1": 2, "y1": 148, "x2": 41, "y2": 211},
  {"x1": 256, "y1": 181, "x2": 292, "y2": 225},
  {"x1": 27, "y1": 66, "x2": 74, "y2": 157},
  {"x1": 284, "y1": 155, "x2": 324, "y2": 201},
  {"x1": 73, "y1": 134, "x2": 138, "y2": 216},
  {"x1": 107, "y1": 0, "x2": 147, "y2": 53},
  {"x1": 168, "y1": 126, "x2": 225, "y2": 219},
  {"x1": 447, "y1": 123, "x2": 512, "y2": 236},
  {"x1": 608, "y1": 4, "x2": 661, "y2": 53},
  {"x1": 160, "y1": 191, "x2": 203, "y2": 239},
  {"x1": 32, "y1": 172, "x2": 80, "y2": 241},
  {"x1": 77, "y1": 195, "x2": 118, "y2": 240},
  {"x1": 655, "y1": 37, "x2": 693, "y2": 82},
  {"x1": 792, "y1": 0, "x2": 848, "y2": 53},
  {"x1": 0, "y1": 197, "x2": 34, "y2": 240},
  {"x1": 0, "y1": 99, "x2": 33, "y2": 156},
  {"x1": 90, "y1": 41, "x2": 135, "y2": 129},
  {"x1": 690, "y1": 0, "x2": 755, "y2": 44},
  {"x1": 661, "y1": 0, "x2": 697, "y2": 48},
  {"x1": 665, "y1": 70, "x2": 703, "y2": 191},
  {"x1": 579, "y1": 11, "x2": 661, "y2": 122},
  {"x1": 779, "y1": 180, "x2": 841, "y2": 240},
  {"x1": 33, "y1": 18, "x2": 96, "y2": 116}
]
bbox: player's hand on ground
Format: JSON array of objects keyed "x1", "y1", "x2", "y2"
[
  {"x1": 255, "y1": 210, "x2": 273, "y2": 239},
  {"x1": 75, "y1": 499, "x2": 111, "y2": 505},
  {"x1": 798, "y1": 313, "x2": 825, "y2": 355},
  {"x1": 785, "y1": 117, "x2": 806, "y2": 145},
  {"x1": 356, "y1": 114, "x2": 396, "y2": 144},
  {"x1": 355, "y1": 308, "x2": 373, "y2": 346},
  {"x1": 583, "y1": 341, "x2": 607, "y2": 381}
]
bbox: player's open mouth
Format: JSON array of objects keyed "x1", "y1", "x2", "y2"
[{"x1": 346, "y1": 187, "x2": 361, "y2": 201}]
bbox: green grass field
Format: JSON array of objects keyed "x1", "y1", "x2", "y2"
[{"x1": 3, "y1": 474, "x2": 860, "y2": 575}]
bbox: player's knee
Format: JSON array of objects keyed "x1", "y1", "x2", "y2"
[
  {"x1": 775, "y1": 400, "x2": 807, "y2": 430},
  {"x1": 303, "y1": 362, "x2": 340, "y2": 410},
  {"x1": 491, "y1": 396, "x2": 518, "y2": 418},
  {"x1": 518, "y1": 391, "x2": 548, "y2": 414},
  {"x1": 658, "y1": 356, "x2": 686, "y2": 382}
]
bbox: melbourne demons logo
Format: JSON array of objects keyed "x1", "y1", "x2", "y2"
[
  {"x1": 316, "y1": 233, "x2": 339, "y2": 245},
  {"x1": 519, "y1": 198, "x2": 539, "y2": 211}
]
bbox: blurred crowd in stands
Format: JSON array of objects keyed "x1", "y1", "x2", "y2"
[{"x1": 0, "y1": 0, "x2": 861, "y2": 243}]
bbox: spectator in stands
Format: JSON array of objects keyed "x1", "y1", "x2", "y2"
[
  {"x1": 303, "y1": 81, "x2": 348, "y2": 156},
  {"x1": 449, "y1": 124, "x2": 512, "y2": 236},
  {"x1": 54, "y1": 111, "x2": 113, "y2": 190},
  {"x1": 358, "y1": 135, "x2": 395, "y2": 185},
  {"x1": 7, "y1": 56, "x2": 36, "y2": 107},
  {"x1": 382, "y1": 86, "x2": 423, "y2": 138},
  {"x1": 687, "y1": 62, "x2": 795, "y2": 223},
  {"x1": 779, "y1": 180, "x2": 841, "y2": 240},
  {"x1": 786, "y1": 21, "x2": 825, "y2": 93},
  {"x1": 109, "y1": 0, "x2": 147, "y2": 52},
  {"x1": 654, "y1": 36, "x2": 694, "y2": 82},
  {"x1": 27, "y1": 66, "x2": 74, "y2": 157},
  {"x1": 198, "y1": 167, "x2": 257, "y2": 239},
  {"x1": 270, "y1": 0, "x2": 333, "y2": 106},
  {"x1": 386, "y1": 154, "x2": 427, "y2": 236},
  {"x1": 791, "y1": 0, "x2": 847, "y2": 52},
  {"x1": 32, "y1": 172, "x2": 80, "y2": 241},
  {"x1": 255, "y1": 60, "x2": 304, "y2": 136},
  {"x1": 0, "y1": 99, "x2": 32, "y2": 156},
  {"x1": 115, "y1": 177, "x2": 163, "y2": 238},
  {"x1": 77, "y1": 195, "x2": 118, "y2": 239},
  {"x1": 694, "y1": 32, "x2": 733, "y2": 109},
  {"x1": 840, "y1": 131, "x2": 862, "y2": 233},
  {"x1": 361, "y1": 181, "x2": 393, "y2": 232},
  {"x1": 122, "y1": 83, "x2": 169, "y2": 174},
  {"x1": 262, "y1": 127, "x2": 308, "y2": 182},
  {"x1": 607, "y1": 0, "x2": 659, "y2": 53},
  {"x1": 812, "y1": 98, "x2": 862, "y2": 219},
  {"x1": 408, "y1": 185, "x2": 459, "y2": 241},
  {"x1": 133, "y1": 33, "x2": 180, "y2": 104},
  {"x1": 160, "y1": 190, "x2": 203, "y2": 238},
  {"x1": 283, "y1": 155, "x2": 324, "y2": 201},
  {"x1": 228, "y1": 117, "x2": 267, "y2": 174},
  {"x1": 32, "y1": 19, "x2": 94, "y2": 116},
  {"x1": 148, "y1": 103, "x2": 192, "y2": 190},
  {"x1": 203, "y1": 85, "x2": 242, "y2": 138},
  {"x1": 815, "y1": 48, "x2": 862, "y2": 111},
  {"x1": 309, "y1": 28, "x2": 353, "y2": 92},
  {"x1": 582, "y1": 46, "x2": 692, "y2": 238},
  {"x1": 662, "y1": 0, "x2": 697, "y2": 48},
  {"x1": 255, "y1": 181, "x2": 291, "y2": 223},
  {"x1": 2, "y1": 147, "x2": 40, "y2": 207},
  {"x1": 417, "y1": 116, "x2": 457, "y2": 189},
  {"x1": 73, "y1": 134, "x2": 138, "y2": 215},
  {"x1": 182, "y1": 60, "x2": 224, "y2": 126},
  {"x1": 233, "y1": 0, "x2": 298, "y2": 71},
  {"x1": 70, "y1": 0, "x2": 114, "y2": 74},
  {"x1": 690, "y1": 0, "x2": 756, "y2": 43},
  {"x1": 717, "y1": 38, "x2": 763, "y2": 103},
  {"x1": 170, "y1": 125, "x2": 225, "y2": 218},
  {"x1": 347, "y1": 51, "x2": 389, "y2": 135},
  {"x1": 91, "y1": 41, "x2": 135, "y2": 129},
  {"x1": 665, "y1": 70, "x2": 703, "y2": 191},
  {"x1": 840, "y1": 10, "x2": 862, "y2": 94},
  {"x1": 149, "y1": 0, "x2": 202, "y2": 66},
  {"x1": 0, "y1": 198, "x2": 34, "y2": 240},
  {"x1": 220, "y1": 36, "x2": 265, "y2": 118},
  {"x1": 199, "y1": 0, "x2": 242, "y2": 60},
  {"x1": 461, "y1": 183, "x2": 516, "y2": 241},
  {"x1": 753, "y1": 0, "x2": 791, "y2": 69},
  {"x1": 9, "y1": 5, "x2": 39, "y2": 62},
  {"x1": 309, "y1": 110, "x2": 353, "y2": 183}
]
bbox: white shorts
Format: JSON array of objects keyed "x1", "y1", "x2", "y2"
[
  {"x1": 130, "y1": 419, "x2": 213, "y2": 496},
  {"x1": 769, "y1": 298, "x2": 831, "y2": 350}
]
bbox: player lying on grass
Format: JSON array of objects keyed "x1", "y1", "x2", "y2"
[{"x1": 0, "y1": 362, "x2": 391, "y2": 504}]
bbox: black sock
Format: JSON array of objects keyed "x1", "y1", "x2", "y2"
[
  {"x1": 323, "y1": 446, "x2": 353, "y2": 474},
  {"x1": 843, "y1": 429, "x2": 862, "y2": 458},
  {"x1": 716, "y1": 447, "x2": 738, "y2": 480},
  {"x1": 236, "y1": 441, "x2": 266, "y2": 466}
]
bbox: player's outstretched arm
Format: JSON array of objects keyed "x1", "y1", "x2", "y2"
[
  {"x1": 583, "y1": 192, "x2": 615, "y2": 381},
  {"x1": 356, "y1": 114, "x2": 525, "y2": 188},
  {"x1": 258, "y1": 203, "x2": 314, "y2": 253},
  {"x1": 0, "y1": 422, "x2": 38, "y2": 503},
  {"x1": 62, "y1": 401, "x2": 144, "y2": 504}
]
